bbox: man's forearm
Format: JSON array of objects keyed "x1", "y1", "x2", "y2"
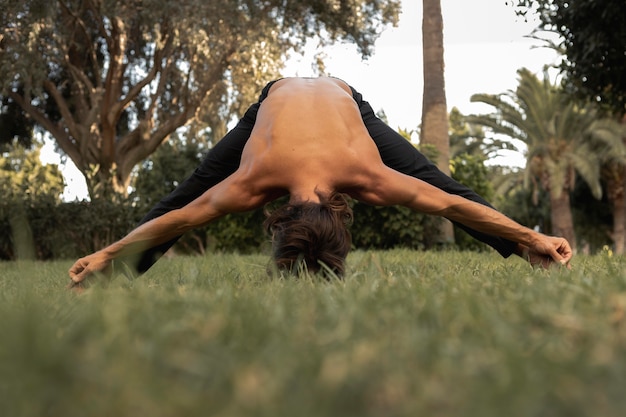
[
  {"x1": 440, "y1": 199, "x2": 540, "y2": 248},
  {"x1": 102, "y1": 209, "x2": 194, "y2": 260}
]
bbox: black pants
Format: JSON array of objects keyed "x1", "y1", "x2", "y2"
[{"x1": 132, "y1": 81, "x2": 517, "y2": 273}]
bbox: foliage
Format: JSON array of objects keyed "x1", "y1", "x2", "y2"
[
  {"x1": 493, "y1": 166, "x2": 617, "y2": 254},
  {"x1": 468, "y1": 68, "x2": 626, "y2": 249},
  {"x1": 351, "y1": 203, "x2": 441, "y2": 250},
  {"x1": 0, "y1": 95, "x2": 35, "y2": 151},
  {"x1": 0, "y1": 141, "x2": 64, "y2": 201},
  {"x1": 449, "y1": 107, "x2": 516, "y2": 159},
  {"x1": 514, "y1": 0, "x2": 626, "y2": 115},
  {"x1": 450, "y1": 152, "x2": 495, "y2": 251},
  {"x1": 0, "y1": 197, "x2": 142, "y2": 260},
  {"x1": 448, "y1": 107, "x2": 521, "y2": 251},
  {"x1": 471, "y1": 68, "x2": 624, "y2": 201},
  {"x1": 514, "y1": 0, "x2": 626, "y2": 253},
  {"x1": 0, "y1": 0, "x2": 400, "y2": 199},
  {"x1": 2, "y1": 252, "x2": 626, "y2": 416},
  {"x1": 349, "y1": 143, "x2": 442, "y2": 250},
  {"x1": 496, "y1": 179, "x2": 552, "y2": 233},
  {"x1": 131, "y1": 133, "x2": 208, "y2": 211},
  {"x1": 570, "y1": 178, "x2": 614, "y2": 253},
  {"x1": 0, "y1": 142, "x2": 64, "y2": 259}
]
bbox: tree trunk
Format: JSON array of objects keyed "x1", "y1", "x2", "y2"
[
  {"x1": 549, "y1": 189, "x2": 577, "y2": 252},
  {"x1": 608, "y1": 165, "x2": 626, "y2": 254},
  {"x1": 421, "y1": 0, "x2": 453, "y2": 243},
  {"x1": 8, "y1": 203, "x2": 36, "y2": 261}
]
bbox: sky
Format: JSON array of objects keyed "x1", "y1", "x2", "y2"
[
  {"x1": 284, "y1": 0, "x2": 560, "y2": 128},
  {"x1": 43, "y1": 0, "x2": 562, "y2": 200}
]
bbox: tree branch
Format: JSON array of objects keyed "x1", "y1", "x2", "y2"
[
  {"x1": 42, "y1": 80, "x2": 82, "y2": 146},
  {"x1": 109, "y1": 28, "x2": 174, "y2": 126},
  {"x1": 9, "y1": 91, "x2": 83, "y2": 169},
  {"x1": 58, "y1": 0, "x2": 103, "y2": 89}
]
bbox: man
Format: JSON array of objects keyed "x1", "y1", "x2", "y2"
[{"x1": 69, "y1": 77, "x2": 571, "y2": 284}]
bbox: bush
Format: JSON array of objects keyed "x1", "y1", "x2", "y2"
[
  {"x1": 450, "y1": 153, "x2": 495, "y2": 251},
  {"x1": 1, "y1": 194, "x2": 449, "y2": 260},
  {"x1": 351, "y1": 202, "x2": 441, "y2": 250},
  {"x1": 0, "y1": 197, "x2": 142, "y2": 260}
]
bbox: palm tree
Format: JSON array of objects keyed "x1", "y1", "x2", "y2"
[
  {"x1": 448, "y1": 107, "x2": 517, "y2": 160},
  {"x1": 421, "y1": 0, "x2": 453, "y2": 243},
  {"x1": 467, "y1": 68, "x2": 626, "y2": 252}
]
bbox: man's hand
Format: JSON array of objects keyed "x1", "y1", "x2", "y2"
[
  {"x1": 518, "y1": 237, "x2": 573, "y2": 269},
  {"x1": 68, "y1": 251, "x2": 112, "y2": 288}
]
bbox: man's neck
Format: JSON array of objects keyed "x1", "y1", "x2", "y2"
[{"x1": 289, "y1": 186, "x2": 332, "y2": 204}]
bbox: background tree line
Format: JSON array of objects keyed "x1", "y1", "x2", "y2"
[
  {"x1": 1, "y1": 0, "x2": 625, "y2": 260},
  {"x1": 1, "y1": 0, "x2": 401, "y2": 200}
]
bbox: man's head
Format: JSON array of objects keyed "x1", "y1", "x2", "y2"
[{"x1": 264, "y1": 192, "x2": 353, "y2": 277}]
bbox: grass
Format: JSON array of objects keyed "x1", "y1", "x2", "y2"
[{"x1": 1, "y1": 250, "x2": 626, "y2": 417}]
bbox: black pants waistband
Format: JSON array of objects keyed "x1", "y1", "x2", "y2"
[{"x1": 258, "y1": 78, "x2": 363, "y2": 106}]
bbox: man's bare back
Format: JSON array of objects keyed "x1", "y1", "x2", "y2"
[{"x1": 236, "y1": 77, "x2": 383, "y2": 202}]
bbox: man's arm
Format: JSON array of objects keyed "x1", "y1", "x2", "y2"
[
  {"x1": 356, "y1": 167, "x2": 573, "y2": 266},
  {"x1": 68, "y1": 177, "x2": 267, "y2": 285}
]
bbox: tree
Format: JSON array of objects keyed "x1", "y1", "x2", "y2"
[
  {"x1": 513, "y1": 0, "x2": 626, "y2": 254},
  {"x1": 514, "y1": 0, "x2": 626, "y2": 254},
  {"x1": 421, "y1": 0, "x2": 453, "y2": 242},
  {"x1": 514, "y1": 0, "x2": 626, "y2": 115},
  {"x1": 0, "y1": 0, "x2": 400, "y2": 200},
  {"x1": 468, "y1": 68, "x2": 625, "y2": 251},
  {"x1": 449, "y1": 107, "x2": 517, "y2": 159}
]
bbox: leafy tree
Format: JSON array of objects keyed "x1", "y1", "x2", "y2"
[
  {"x1": 513, "y1": 0, "x2": 626, "y2": 253},
  {"x1": 0, "y1": 0, "x2": 400, "y2": 200},
  {"x1": 468, "y1": 68, "x2": 625, "y2": 251},
  {"x1": 514, "y1": 0, "x2": 626, "y2": 114}
]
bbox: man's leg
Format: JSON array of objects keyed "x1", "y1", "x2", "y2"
[
  {"x1": 351, "y1": 86, "x2": 518, "y2": 258},
  {"x1": 130, "y1": 81, "x2": 279, "y2": 273}
]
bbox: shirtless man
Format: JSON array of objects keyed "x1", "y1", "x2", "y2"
[{"x1": 69, "y1": 77, "x2": 572, "y2": 284}]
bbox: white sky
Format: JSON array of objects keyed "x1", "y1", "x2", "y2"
[
  {"x1": 284, "y1": 0, "x2": 560, "y2": 128},
  {"x1": 43, "y1": 0, "x2": 562, "y2": 200}
]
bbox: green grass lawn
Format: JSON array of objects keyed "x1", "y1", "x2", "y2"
[{"x1": 1, "y1": 250, "x2": 625, "y2": 417}]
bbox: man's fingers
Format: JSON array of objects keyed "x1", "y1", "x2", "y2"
[
  {"x1": 556, "y1": 239, "x2": 573, "y2": 268},
  {"x1": 67, "y1": 262, "x2": 91, "y2": 291},
  {"x1": 549, "y1": 242, "x2": 573, "y2": 269},
  {"x1": 69, "y1": 260, "x2": 84, "y2": 275},
  {"x1": 68, "y1": 260, "x2": 88, "y2": 283}
]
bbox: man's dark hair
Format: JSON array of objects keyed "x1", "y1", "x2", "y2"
[{"x1": 264, "y1": 192, "x2": 353, "y2": 277}]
